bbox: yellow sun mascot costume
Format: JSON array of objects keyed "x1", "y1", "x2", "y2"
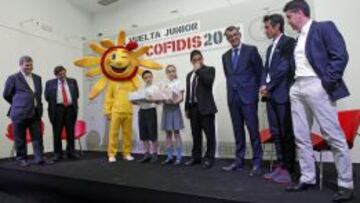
[{"x1": 74, "y1": 30, "x2": 162, "y2": 162}]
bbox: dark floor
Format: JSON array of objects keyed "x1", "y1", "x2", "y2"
[{"x1": 0, "y1": 151, "x2": 358, "y2": 203}]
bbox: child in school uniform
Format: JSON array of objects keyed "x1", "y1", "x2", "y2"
[
  {"x1": 136, "y1": 70, "x2": 159, "y2": 163},
  {"x1": 161, "y1": 65, "x2": 185, "y2": 165}
]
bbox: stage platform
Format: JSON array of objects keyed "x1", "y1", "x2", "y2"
[{"x1": 0, "y1": 151, "x2": 358, "y2": 203}]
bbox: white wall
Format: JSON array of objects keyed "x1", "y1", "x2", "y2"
[
  {"x1": 87, "y1": 0, "x2": 360, "y2": 162},
  {"x1": 0, "y1": 0, "x2": 92, "y2": 158}
]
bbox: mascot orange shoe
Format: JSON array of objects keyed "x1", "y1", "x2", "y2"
[{"x1": 74, "y1": 30, "x2": 162, "y2": 162}]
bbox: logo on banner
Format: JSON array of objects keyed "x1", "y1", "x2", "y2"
[{"x1": 128, "y1": 21, "x2": 242, "y2": 58}]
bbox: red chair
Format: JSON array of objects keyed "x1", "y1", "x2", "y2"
[
  {"x1": 60, "y1": 120, "x2": 87, "y2": 155},
  {"x1": 260, "y1": 128, "x2": 275, "y2": 171},
  {"x1": 5, "y1": 121, "x2": 45, "y2": 157},
  {"x1": 311, "y1": 109, "x2": 360, "y2": 189}
]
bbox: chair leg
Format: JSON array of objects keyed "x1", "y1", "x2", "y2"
[
  {"x1": 262, "y1": 144, "x2": 267, "y2": 170},
  {"x1": 270, "y1": 144, "x2": 274, "y2": 171},
  {"x1": 10, "y1": 145, "x2": 16, "y2": 159},
  {"x1": 319, "y1": 152, "x2": 323, "y2": 190},
  {"x1": 78, "y1": 139, "x2": 83, "y2": 156}
]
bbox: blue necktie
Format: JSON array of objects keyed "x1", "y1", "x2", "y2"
[{"x1": 232, "y1": 48, "x2": 239, "y2": 71}]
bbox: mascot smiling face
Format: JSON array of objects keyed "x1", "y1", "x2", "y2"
[
  {"x1": 108, "y1": 49, "x2": 136, "y2": 74},
  {"x1": 74, "y1": 30, "x2": 162, "y2": 99}
]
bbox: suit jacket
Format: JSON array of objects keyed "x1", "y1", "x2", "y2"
[
  {"x1": 44, "y1": 78, "x2": 79, "y2": 123},
  {"x1": 222, "y1": 43, "x2": 263, "y2": 105},
  {"x1": 3, "y1": 72, "x2": 43, "y2": 122},
  {"x1": 261, "y1": 35, "x2": 295, "y2": 103},
  {"x1": 185, "y1": 65, "x2": 217, "y2": 115},
  {"x1": 290, "y1": 21, "x2": 350, "y2": 101}
]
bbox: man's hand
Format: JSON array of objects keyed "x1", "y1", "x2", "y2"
[
  {"x1": 259, "y1": 85, "x2": 268, "y2": 97},
  {"x1": 105, "y1": 114, "x2": 111, "y2": 121}
]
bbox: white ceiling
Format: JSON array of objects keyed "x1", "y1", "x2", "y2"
[
  {"x1": 67, "y1": 0, "x2": 249, "y2": 15},
  {"x1": 67, "y1": 0, "x2": 125, "y2": 14}
]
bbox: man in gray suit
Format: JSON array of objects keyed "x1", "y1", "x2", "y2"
[{"x1": 3, "y1": 56, "x2": 51, "y2": 166}]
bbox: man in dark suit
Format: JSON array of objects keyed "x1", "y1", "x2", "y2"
[
  {"x1": 283, "y1": 1, "x2": 353, "y2": 201},
  {"x1": 260, "y1": 14, "x2": 297, "y2": 184},
  {"x1": 45, "y1": 66, "x2": 79, "y2": 161},
  {"x1": 3, "y1": 56, "x2": 50, "y2": 166},
  {"x1": 221, "y1": 26, "x2": 263, "y2": 176},
  {"x1": 184, "y1": 50, "x2": 217, "y2": 169}
]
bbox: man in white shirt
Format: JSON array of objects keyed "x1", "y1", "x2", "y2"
[
  {"x1": 283, "y1": 1, "x2": 353, "y2": 201},
  {"x1": 221, "y1": 26, "x2": 264, "y2": 177},
  {"x1": 45, "y1": 66, "x2": 80, "y2": 161},
  {"x1": 3, "y1": 56, "x2": 50, "y2": 166},
  {"x1": 260, "y1": 14, "x2": 297, "y2": 184}
]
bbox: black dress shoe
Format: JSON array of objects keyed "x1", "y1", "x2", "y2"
[
  {"x1": 137, "y1": 153, "x2": 151, "y2": 163},
  {"x1": 332, "y1": 186, "x2": 354, "y2": 202},
  {"x1": 33, "y1": 159, "x2": 54, "y2": 166},
  {"x1": 53, "y1": 154, "x2": 63, "y2": 162},
  {"x1": 17, "y1": 160, "x2": 29, "y2": 167},
  {"x1": 67, "y1": 153, "x2": 80, "y2": 160},
  {"x1": 222, "y1": 162, "x2": 243, "y2": 172},
  {"x1": 202, "y1": 159, "x2": 214, "y2": 169},
  {"x1": 185, "y1": 158, "x2": 201, "y2": 166},
  {"x1": 286, "y1": 182, "x2": 316, "y2": 192},
  {"x1": 249, "y1": 167, "x2": 262, "y2": 177}
]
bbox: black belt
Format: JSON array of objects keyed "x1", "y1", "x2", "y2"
[
  {"x1": 139, "y1": 108, "x2": 156, "y2": 111},
  {"x1": 189, "y1": 102, "x2": 198, "y2": 107},
  {"x1": 56, "y1": 104, "x2": 74, "y2": 107}
]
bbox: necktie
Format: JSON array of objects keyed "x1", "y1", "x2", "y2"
[
  {"x1": 232, "y1": 48, "x2": 239, "y2": 71},
  {"x1": 266, "y1": 44, "x2": 275, "y2": 83},
  {"x1": 269, "y1": 41, "x2": 277, "y2": 67},
  {"x1": 61, "y1": 80, "x2": 69, "y2": 107},
  {"x1": 190, "y1": 74, "x2": 198, "y2": 103}
]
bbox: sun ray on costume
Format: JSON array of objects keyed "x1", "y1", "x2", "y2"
[
  {"x1": 86, "y1": 67, "x2": 102, "y2": 77},
  {"x1": 117, "y1": 31, "x2": 126, "y2": 46},
  {"x1": 133, "y1": 46, "x2": 150, "y2": 58},
  {"x1": 139, "y1": 59, "x2": 163, "y2": 70},
  {"x1": 100, "y1": 39, "x2": 115, "y2": 48},
  {"x1": 131, "y1": 76, "x2": 141, "y2": 89},
  {"x1": 137, "y1": 68, "x2": 145, "y2": 76},
  {"x1": 89, "y1": 77, "x2": 107, "y2": 100},
  {"x1": 74, "y1": 56, "x2": 101, "y2": 68},
  {"x1": 90, "y1": 43, "x2": 106, "y2": 55}
]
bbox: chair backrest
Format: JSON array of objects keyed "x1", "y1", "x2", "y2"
[
  {"x1": 74, "y1": 120, "x2": 87, "y2": 139},
  {"x1": 5, "y1": 121, "x2": 45, "y2": 143},
  {"x1": 260, "y1": 128, "x2": 272, "y2": 143},
  {"x1": 338, "y1": 109, "x2": 360, "y2": 148},
  {"x1": 61, "y1": 120, "x2": 87, "y2": 140}
]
